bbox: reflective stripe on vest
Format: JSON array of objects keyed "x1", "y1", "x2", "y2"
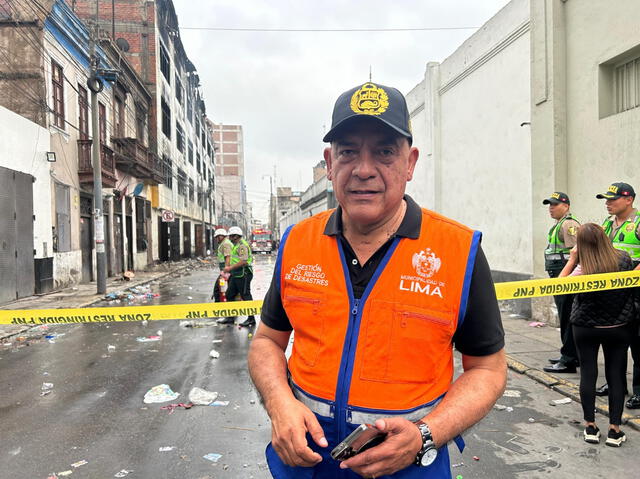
[
  {"x1": 544, "y1": 215, "x2": 577, "y2": 256},
  {"x1": 280, "y1": 208, "x2": 480, "y2": 420},
  {"x1": 603, "y1": 213, "x2": 640, "y2": 260}
]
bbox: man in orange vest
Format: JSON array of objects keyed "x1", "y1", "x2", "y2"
[{"x1": 248, "y1": 82, "x2": 507, "y2": 478}]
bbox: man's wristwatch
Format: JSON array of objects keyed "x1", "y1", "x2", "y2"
[{"x1": 414, "y1": 420, "x2": 438, "y2": 467}]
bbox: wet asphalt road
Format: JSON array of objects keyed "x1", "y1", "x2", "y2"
[{"x1": 1, "y1": 255, "x2": 638, "y2": 478}]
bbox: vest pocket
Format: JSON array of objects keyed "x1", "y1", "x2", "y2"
[
  {"x1": 359, "y1": 301, "x2": 455, "y2": 384},
  {"x1": 283, "y1": 294, "x2": 324, "y2": 367}
]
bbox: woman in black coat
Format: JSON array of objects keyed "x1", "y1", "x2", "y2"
[{"x1": 559, "y1": 223, "x2": 636, "y2": 447}]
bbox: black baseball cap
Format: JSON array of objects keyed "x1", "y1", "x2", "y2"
[
  {"x1": 596, "y1": 182, "x2": 636, "y2": 199},
  {"x1": 323, "y1": 82, "x2": 412, "y2": 143},
  {"x1": 542, "y1": 192, "x2": 570, "y2": 205}
]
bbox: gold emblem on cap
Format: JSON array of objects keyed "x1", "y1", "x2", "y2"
[
  {"x1": 350, "y1": 83, "x2": 389, "y2": 116},
  {"x1": 551, "y1": 193, "x2": 561, "y2": 199},
  {"x1": 608, "y1": 185, "x2": 619, "y2": 194}
]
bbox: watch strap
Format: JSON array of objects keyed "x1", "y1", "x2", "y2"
[{"x1": 414, "y1": 420, "x2": 435, "y2": 466}]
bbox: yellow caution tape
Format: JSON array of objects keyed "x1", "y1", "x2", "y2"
[
  {"x1": 1, "y1": 270, "x2": 639, "y2": 326},
  {"x1": 0, "y1": 300, "x2": 263, "y2": 326},
  {"x1": 494, "y1": 270, "x2": 640, "y2": 300}
]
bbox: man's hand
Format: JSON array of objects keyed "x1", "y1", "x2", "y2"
[
  {"x1": 339, "y1": 418, "x2": 422, "y2": 477},
  {"x1": 269, "y1": 396, "x2": 329, "y2": 467}
]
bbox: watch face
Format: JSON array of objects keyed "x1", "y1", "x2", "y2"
[{"x1": 420, "y1": 447, "x2": 438, "y2": 467}]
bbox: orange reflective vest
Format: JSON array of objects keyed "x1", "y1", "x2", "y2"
[{"x1": 279, "y1": 207, "x2": 480, "y2": 414}]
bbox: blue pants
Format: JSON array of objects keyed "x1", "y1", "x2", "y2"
[{"x1": 265, "y1": 413, "x2": 453, "y2": 478}]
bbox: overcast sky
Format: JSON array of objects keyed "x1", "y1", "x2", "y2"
[{"x1": 173, "y1": 0, "x2": 510, "y2": 222}]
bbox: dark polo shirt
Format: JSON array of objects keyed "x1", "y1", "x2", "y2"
[{"x1": 261, "y1": 195, "x2": 504, "y2": 356}]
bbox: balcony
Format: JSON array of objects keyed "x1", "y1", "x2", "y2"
[
  {"x1": 77, "y1": 139, "x2": 117, "y2": 188},
  {"x1": 112, "y1": 137, "x2": 163, "y2": 185}
]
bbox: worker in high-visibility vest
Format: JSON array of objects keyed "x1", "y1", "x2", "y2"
[
  {"x1": 211, "y1": 228, "x2": 232, "y2": 302},
  {"x1": 594, "y1": 182, "x2": 640, "y2": 410},
  {"x1": 541, "y1": 192, "x2": 580, "y2": 374},
  {"x1": 218, "y1": 226, "x2": 256, "y2": 327},
  {"x1": 248, "y1": 81, "x2": 506, "y2": 478}
]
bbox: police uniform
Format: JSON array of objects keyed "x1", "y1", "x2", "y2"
[
  {"x1": 212, "y1": 237, "x2": 233, "y2": 302},
  {"x1": 226, "y1": 238, "x2": 256, "y2": 325},
  {"x1": 542, "y1": 192, "x2": 580, "y2": 372},
  {"x1": 597, "y1": 182, "x2": 640, "y2": 408}
]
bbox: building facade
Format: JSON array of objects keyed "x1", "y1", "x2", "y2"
[
  {"x1": 406, "y1": 0, "x2": 640, "y2": 319},
  {"x1": 73, "y1": 0, "x2": 217, "y2": 261},
  {"x1": 0, "y1": 0, "x2": 218, "y2": 300},
  {"x1": 212, "y1": 122, "x2": 247, "y2": 232}
]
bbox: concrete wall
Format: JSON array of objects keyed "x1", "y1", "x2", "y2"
[
  {"x1": 530, "y1": 0, "x2": 640, "y2": 276},
  {"x1": 407, "y1": 0, "x2": 532, "y2": 276},
  {"x1": 0, "y1": 106, "x2": 52, "y2": 258}
]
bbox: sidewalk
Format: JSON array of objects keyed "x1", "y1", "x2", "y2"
[
  {"x1": 502, "y1": 312, "x2": 640, "y2": 432},
  {"x1": 0, "y1": 258, "x2": 210, "y2": 340},
  {"x1": 1, "y1": 276, "x2": 638, "y2": 431}
]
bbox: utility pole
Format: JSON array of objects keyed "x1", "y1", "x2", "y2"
[{"x1": 89, "y1": 1, "x2": 107, "y2": 294}]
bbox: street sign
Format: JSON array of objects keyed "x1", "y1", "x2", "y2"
[{"x1": 161, "y1": 210, "x2": 175, "y2": 222}]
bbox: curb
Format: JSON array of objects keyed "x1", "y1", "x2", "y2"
[
  {"x1": 0, "y1": 263, "x2": 192, "y2": 341},
  {"x1": 506, "y1": 353, "x2": 640, "y2": 432}
]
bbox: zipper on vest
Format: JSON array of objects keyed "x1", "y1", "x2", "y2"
[{"x1": 336, "y1": 297, "x2": 360, "y2": 442}]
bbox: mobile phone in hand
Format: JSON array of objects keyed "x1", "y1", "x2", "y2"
[{"x1": 330, "y1": 424, "x2": 386, "y2": 461}]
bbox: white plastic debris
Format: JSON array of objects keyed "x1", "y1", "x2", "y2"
[
  {"x1": 493, "y1": 404, "x2": 507, "y2": 410},
  {"x1": 503, "y1": 390, "x2": 521, "y2": 398},
  {"x1": 210, "y1": 400, "x2": 230, "y2": 407},
  {"x1": 159, "y1": 446, "x2": 175, "y2": 452},
  {"x1": 41, "y1": 383, "x2": 54, "y2": 396},
  {"x1": 550, "y1": 397, "x2": 572, "y2": 406},
  {"x1": 143, "y1": 384, "x2": 180, "y2": 404},
  {"x1": 114, "y1": 470, "x2": 132, "y2": 477},
  {"x1": 107, "y1": 344, "x2": 116, "y2": 351},
  {"x1": 203, "y1": 453, "x2": 222, "y2": 462},
  {"x1": 209, "y1": 349, "x2": 220, "y2": 359},
  {"x1": 188, "y1": 387, "x2": 219, "y2": 405}
]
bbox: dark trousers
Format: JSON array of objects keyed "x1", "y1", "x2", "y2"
[
  {"x1": 630, "y1": 334, "x2": 640, "y2": 395},
  {"x1": 212, "y1": 274, "x2": 222, "y2": 302},
  {"x1": 548, "y1": 269, "x2": 578, "y2": 365},
  {"x1": 226, "y1": 271, "x2": 255, "y2": 320},
  {"x1": 573, "y1": 323, "x2": 633, "y2": 425}
]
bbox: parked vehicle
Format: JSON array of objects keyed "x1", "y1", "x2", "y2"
[{"x1": 250, "y1": 228, "x2": 273, "y2": 254}]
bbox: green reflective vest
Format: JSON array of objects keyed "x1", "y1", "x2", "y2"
[
  {"x1": 230, "y1": 238, "x2": 254, "y2": 277},
  {"x1": 545, "y1": 214, "x2": 579, "y2": 257},
  {"x1": 217, "y1": 238, "x2": 233, "y2": 269},
  {"x1": 603, "y1": 212, "x2": 640, "y2": 261}
]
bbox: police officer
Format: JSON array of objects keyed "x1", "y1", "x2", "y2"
[
  {"x1": 248, "y1": 81, "x2": 506, "y2": 478},
  {"x1": 218, "y1": 226, "x2": 256, "y2": 327},
  {"x1": 595, "y1": 182, "x2": 640, "y2": 409},
  {"x1": 541, "y1": 192, "x2": 580, "y2": 374},
  {"x1": 211, "y1": 228, "x2": 232, "y2": 302}
]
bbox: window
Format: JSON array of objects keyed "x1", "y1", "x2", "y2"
[
  {"x1": 188, "y1": 178, "x2": 194, "y2": 202},
  {"x1": 187, "y1": 141, "x2": 193, "y2": 164},
  {"x1": 54, "y1": 182, "x2": 71, "y2": 252},
  {"x1": 615, "y1": 57, "x2": 640, "y2": 113},
  {"x1": 187, "y1": 97, "x2": 193, "y2": 124},
  {"x1": 175, "y1": 74, "x2": 183, "y2": 105},
  {"x1": 177, "y1": 168, "x2": 187, "y2": 196},
  {"x1": 51, "y1": 60, "x2": 65, "y2": 129},
  {"x1": 161, "y1": 98, "x2": 171, "y2": 139},
  {"x1": 195, "y1": 120, "x2": 200, "y2": 141},
  {"x1": 135, "y1": 197, "x2": 148, "y2": 251},
  {"x1": 114, "y1": 95, "x2": 125, "y2": 137},
  {"x1": 176, "y1": 122, "x2": 184, "y2": 153},
  {"x1": 78, "y1": 85, "x2": 88, "y2": 140},
  {"x1": 163, "y1": 156, "x2": 173, "y2": 189},
  {"x1": 136, "y1": 104, "x2": 147, "y2": 143},
  {"x1": 196, "y1": 152, "x2": 201, "y2": 173},
  {"x1": 99, "y1": 102, "x2": 107, "y2": 143},
  {"x1": 207, "y1": 141, "x2": 212, "y2": 158},
  {"x1": 160, "y1": 43, "x2": 170, "y2": 82}
]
